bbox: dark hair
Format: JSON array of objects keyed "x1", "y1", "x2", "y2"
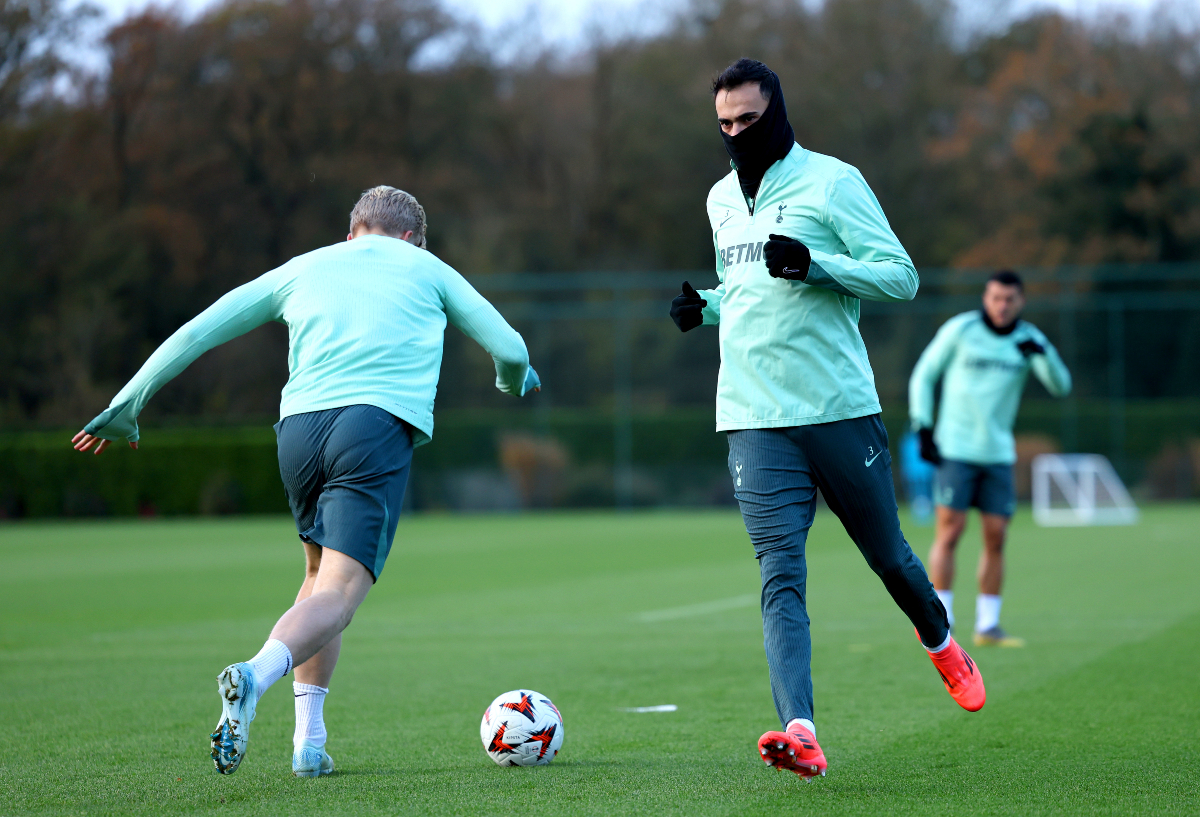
[
  {"x1": 712, "y1": 58, "x2": 774, "y2": 99},
  {"x1": 988, "y1": 269, "x2": 1023, "y2": 290}
]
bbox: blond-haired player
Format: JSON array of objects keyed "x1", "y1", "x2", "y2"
[{"x1": 73, "y1": 187, "x2": 540, "y2": 776}]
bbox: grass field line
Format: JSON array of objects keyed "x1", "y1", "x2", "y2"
[{"x1": 636, "y1": 593, "x2": 759, "y2": 622}]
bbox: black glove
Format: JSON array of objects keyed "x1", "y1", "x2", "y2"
[
  {"x1": 763, "y1": 234, "x2": 812, "y2": 280},
  {"x1": 1017, "y1": 338, "x2": 1045, "y2": 357},
  {"x1": 670, "y1": 281, "x2": 707, "y2": 333},
  {"x1": 918, "y1": 427, "x2": 942, "y2": 466}
]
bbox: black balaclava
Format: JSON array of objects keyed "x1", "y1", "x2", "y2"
[{"x1": 720, "y1": 70, "x2": 796, "y2": 200}]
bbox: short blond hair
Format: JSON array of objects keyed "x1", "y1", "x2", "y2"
[{"x1": 349, "y1": 185, "x2": 427, "y2": 248}]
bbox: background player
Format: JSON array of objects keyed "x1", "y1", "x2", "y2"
[
  {"x1": 909, "y1": 270, "x2": 1071, "y2": 647},
  {"x1": 72, "y1": 186, "x2": 540, "y2": 777},
  {"x1": 669, "y1": 58, "x2": 985, "y2": 779}
]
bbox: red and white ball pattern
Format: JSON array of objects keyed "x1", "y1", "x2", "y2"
[{"x1": 480, "y1": 689, "x2": 564, "y2": 766}]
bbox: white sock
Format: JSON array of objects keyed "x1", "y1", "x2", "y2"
[
  {"x1": 786, "y1": 718, "x2": 816, "y2": 738},
  {"x1": 925, "y1": 633, "x2": 953, "y2": 653},
  {"x1": 246, "y1": 638, "x2": 293, "y2": 694},
  {"x1": 936, "y1": 589, "x2": 955, "y2": 629},
  {"x1": 293, "y1": 682, "x2": 329, "y2": 749},
  {"x1": 976, "y1": 594, "x2": 1002, "y2": 633}
]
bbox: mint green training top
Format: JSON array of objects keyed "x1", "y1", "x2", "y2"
[
  {"x1": 908, "y1": 311, "x2": 1072, "y2": 465},
  {"x1": 696, "y1": 143, "x2": 918, "y2": 431},
  {"x1": 84, "y1": 235, "x2": 533, "y2": 448}
]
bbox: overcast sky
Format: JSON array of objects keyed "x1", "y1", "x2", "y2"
[
  {"x1": 74, "y1": 0, "x2": 1176, "y2": 67},
  {"x1": 81, "y1": 0, "x2": 1169, "y2": 33}
]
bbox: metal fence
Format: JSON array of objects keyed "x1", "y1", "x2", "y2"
[
  {"x1": 3, "y1": 264, "x2": 1196, "y2": 517},
  {"x1": 426, "y1": 263, "x2": 1200, "y2": 507}
]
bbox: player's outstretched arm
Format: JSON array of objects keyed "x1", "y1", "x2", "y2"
[
  {"x1": 1025, "y1": 333, "x2": 1072, "y2": 397},
  {"x1": 442, "y1": 269, "x2": 537, "y2": 396},
  {"x1": 801, "y1": 168, "x2": 919, "y2": 303},
  {"x1": 71, "y1": 429, "x2": 137, "y2": 455},
  {"x1": 72, "y1": 271, "x2": 283, "y2": 454},
  {"x1": 909, "y1": 320, "x2": 960, "y2": 437}
]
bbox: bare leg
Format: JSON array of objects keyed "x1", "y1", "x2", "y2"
[
  {"x1": 977, "y1": 513, "x2": 1009, "y2": 596},
  {"x1": 291, "y1": 540, "x2": 344, "y2": 689},
  {"x1": 928, "y1": 506, "x2": 968, "y2": 590},
  {"x1": 269, "y1": 546, "x2": 373, "y2": 673}
]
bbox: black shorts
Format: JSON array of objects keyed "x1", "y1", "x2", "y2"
[
  {"x1": 934, "y1": 459, "x2": 1015, "y2": 517},
  {"x1": 275, "y1": 405, "x2": 413, "y2": 581}
]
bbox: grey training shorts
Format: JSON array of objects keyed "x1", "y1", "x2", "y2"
[
  {"x1": 275, "y1": 404, "x2": 412, "y2": 581},
  {"x1": 934, "y1": 458, "x2": 1016, "y2": 517}
]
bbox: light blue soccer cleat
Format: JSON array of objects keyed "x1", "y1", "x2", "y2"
[
  {"x1": 210, "y1": 663, "x2": 259, "y2": 774},
  {"x1": 292, "y1": 743, "x2": 335, "y2": 777}
]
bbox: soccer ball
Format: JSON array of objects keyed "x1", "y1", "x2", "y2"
[{"x1": 480, "y1": 689, "x2": 564, "y2": 766}]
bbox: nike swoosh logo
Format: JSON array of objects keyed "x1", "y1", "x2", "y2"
[
  {"x1": 719, "y1": 215, "x2": 733, "y2": 227},
  {"x1": 864, "y1": 451, "x2": 883, "y2": 467}
]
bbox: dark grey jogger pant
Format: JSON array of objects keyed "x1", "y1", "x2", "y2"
[{"x1": 727, "y1": 414, "x2": 949, "y2": 726}]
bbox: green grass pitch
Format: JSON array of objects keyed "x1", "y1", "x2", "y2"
[{"x1": 2, "y1": 506, "x2": 1198, "y2": 815}]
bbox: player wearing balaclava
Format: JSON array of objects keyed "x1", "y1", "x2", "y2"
[
  {"x1": 720, "y1": 68, "x2": 795, "y2": 201},
  {"x1": 668, "y1": 58, "x2": 986, "y2": 780}
]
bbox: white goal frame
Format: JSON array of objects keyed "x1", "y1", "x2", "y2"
[{"x1": 1031, "y1": 453, "x2": 1139, "y2": 527}]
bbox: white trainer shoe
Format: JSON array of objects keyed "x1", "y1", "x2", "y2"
[
  {"x1": 293, "y1": 742, "x2": 335, "y2": 777},
  {"x1": 210, "y1": 663, "x2": 259, "y2": 774}
]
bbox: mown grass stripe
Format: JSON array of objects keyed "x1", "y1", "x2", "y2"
[{"x1": 636, "y1": 593, "x2": 759, "y2": 622}]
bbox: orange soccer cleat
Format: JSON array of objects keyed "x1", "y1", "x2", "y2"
[
  {"x1": 758, "y1": 721, "x2": 827, "y2": 779},
  {"x1": 920, "y1": 629, "x2": 986, "y2": 712}
]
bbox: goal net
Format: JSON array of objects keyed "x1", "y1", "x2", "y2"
[{"x1": 1031, "y1": 454, "x2": 1138, "y2": 527}]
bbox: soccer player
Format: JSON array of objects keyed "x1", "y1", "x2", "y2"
[
  {"x1": 669, "y1": 58, "x2": 985, "y2": 779},
  {"x1": 72, "y1": 186, "x2": 540, "y2": 777},
  {"x1": 909, "y1": 270, "x2": 1071, "y2": 647}
]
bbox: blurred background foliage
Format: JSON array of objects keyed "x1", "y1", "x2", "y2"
[{"x1": 1, "y1": 0, "x2": 1199, "y2": 513}]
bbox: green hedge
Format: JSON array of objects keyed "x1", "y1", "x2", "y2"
[
  {"x1": 0, "y1": 411, "x2": 731, "y2": 517},
  {"x1": 3, "y1": 400, "x2": 1195, "y2": 517},
  {"x1": 1, "y1": 427, "x2": 287, "y2": 517},
  {"x1": 414, "y1": 407, "x2": 726, "y2": 467}
]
